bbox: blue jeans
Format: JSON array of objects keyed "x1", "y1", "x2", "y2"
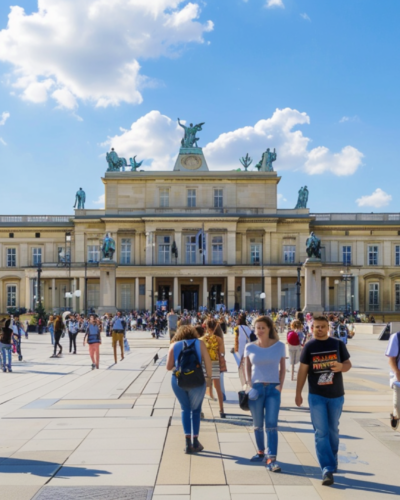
[
  {"x1": 171, "y1": 376, "x2": 206, "y2": 436},
  {"x1": 49, "y1": 327, "x2": 54, "y2": 345},
  {"x1": 1, "y1": 345, "x2": 12, "y2": 369},
  {"x1": 248, "y1": 383, "x2": 281, "y2": 458},
  {"x1": 308, "y1": 393, "x2": 344, "y2": 475}
]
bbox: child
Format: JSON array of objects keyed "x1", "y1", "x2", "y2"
[{"x1": 286, "y1": 320, "x2": 303, "y2": 381}]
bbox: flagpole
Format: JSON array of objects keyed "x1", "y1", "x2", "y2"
[{"x1": 202, "y1": 223, "x2": 205, "y2": 265}]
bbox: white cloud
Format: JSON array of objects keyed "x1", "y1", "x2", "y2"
[
  {"x1": 0, "y1": 1, "x2": 213, "y2": 109},
  {"x1": 0, "y1": 112, "x2": 10, "y2": 126},
  {"x1": 93, "y1": 194, "x2": 105, "y2": 208},
  {"x1": 277, "y1": 193, "x2": 287, "y2": 203},
  {"x1": 300, "y1": 13, "x2": 311, "y2": 21},
  {"x1": 266, "y1": 0, "x2": 284, "y2": 8},
  {"x1": 0, "y1": 137, "x2": 7, "y2": 146},
  {"x1": 304, "y1": 145, "x2": 363, "y2": 176},
  {"x1": 356, "y1": 188, "x2": 392, "y2": 208},
  {"x1": 339, "y1": 115, "x2": 360, "y2": 123}
]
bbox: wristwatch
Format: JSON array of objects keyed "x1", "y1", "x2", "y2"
[{"x1": 220, "y1": 353, "x2": 225, "y2": 357}]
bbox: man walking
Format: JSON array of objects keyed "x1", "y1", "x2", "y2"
[
  {"x1": 295, "y1": 315, "x2": 351, "y2": 486},
  {"x1": 111, "y1": 311, "x2": 125, "y2": 363},
  {"x1": 167, "y1": 309, "x2": 178, "y2": 341},
  {"x1": 385, "y1": 330, "x2": 400, "y2": 429}
]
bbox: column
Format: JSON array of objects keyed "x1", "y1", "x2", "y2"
[
  {"x1": 145, "y1": 275, "x2": 152, "y2": 311},
  {"x1": 265, "y1": 276, "x2": 272, "y2": 311},
  {"x1": 135, "y1": 277, "x2": 140, "y2": 310},
  {"x1": 241, "y1": 276, "x2": 246, "y2": 310},
  {"x1": 227, "y1": 232, "x2": 236, "y2": 265},
  {"x1": 263, "y1": 232, "x2": 271, "y2": 265},
  {"x1": 134, "y1": 233, "x2": 141, "y2": 265},
  {"x1": 241, "y1": 233, "x2": 247, "y2": 264},
  {"x1": 202, "y1": 277, "x2": 207, "y2": 309},
  {"x1": 145, "y1": 232, "x2": 154, "y2": 265},
  {"x1": 227, "y1": 275, "x2": 235, "y2": 310},
  {"x1": 277, "y1": 277, "x2": 282, "y2": 310},
  {"x1": 175, "y1": 231, "x2": 182, "y2": 265},
  {"x1": 353, "y1": 275, "x2": 359, "y2": 312},
  {"x1": 325, "y1": 277, "x2": 329, "y2": 310},
  {"x1": 174, "y1": 277, "x2": 179, "y2": 310},
  {"x1": 25, "y1": 276, "x2": 31, "y2": 311},
  {"x1": 52, "y1": 278, "x2": 56, "y2": 311},
  {"x1": 72, "y1": 278, "x2": 77, "y2": 312}
]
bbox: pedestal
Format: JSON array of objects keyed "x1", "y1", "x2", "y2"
[
  {"x1": 97, "y1": 260, "x2": 117, "y2": 315},
  {"x1": 302, "y1": 258, "x2": 323, "y2": 314},
  {"x1": 173, "y1": 147, "x2": 209, "y2": 171}
]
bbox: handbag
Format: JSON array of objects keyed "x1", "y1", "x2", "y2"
[{"x1": 238, "y1": 390, "x2": 250, "y2": 411}]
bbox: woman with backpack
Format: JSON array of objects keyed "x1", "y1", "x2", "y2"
[
  {"x1": 166, "y1": 325, "x2": 212, "y2": 454},
  {"x1": 244, "y1": 315, "x2": 286, "y2": 472},
  {"x1": 287, "y1": 320, "x2": 303, "y2": 381},
  {"x1": 83, "y1": 315, "x2": 102, "y2": 369}
]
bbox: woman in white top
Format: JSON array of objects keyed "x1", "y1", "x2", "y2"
[{"x1": 244, "y1": 315, "x2": 286, "y2": 472}]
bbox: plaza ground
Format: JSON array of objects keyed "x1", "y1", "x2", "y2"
[{"x1": 0, "y1": 330, "x2": 399, "y2": 500}]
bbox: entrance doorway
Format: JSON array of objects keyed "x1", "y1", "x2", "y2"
[
  {"x1": 157, "y1": 285, "x2": 171, "y2": 311},
  {"x1": 181, "y1": 285, "x2": 199, "y2": 311},
  {"x1": 209, "y1": 284, "x2": 223, "y2": 310}
]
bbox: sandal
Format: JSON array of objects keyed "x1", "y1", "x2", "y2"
[{"x1": 390, "y1": 413, "x2": 399, "y2": 430}]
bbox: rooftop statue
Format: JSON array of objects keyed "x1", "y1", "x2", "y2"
[
  {"x1": 129, "y1": 156, "x2": 144, "y2": 172},
  {"x1": 74, "y1": 187, "x2": 85, "y2": 210},
  {"x1": 295, "y1": 186, "x2": 309, "y2": 209},
  {"x1": 255, "y1": 148, "x2": 277, "y2": 172},
  {"x1": 306, "y1": 231, "x2": 321, "y2": 259},
  {"x1": 101, "y1": 232, "x2": 116, "y2": 260},
  {"x1": 178, "y1": 118, "x2": 205, "y2": 148},
  {"x1": 106, "y1": 148, "x2": 128, "y2": 171},
  {"x1": 239, "y1": 153, "x2": 253, "y2": 171}
]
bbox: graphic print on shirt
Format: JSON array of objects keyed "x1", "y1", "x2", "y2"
[{"x1": 311, "y1": 349, "x2": 338, "y2": 385}]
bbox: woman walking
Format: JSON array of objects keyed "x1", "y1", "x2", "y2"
[
  {"x1": 52, "y1": 315, "x2": 64, "y2": 358},
  {"x1": 202, "y1": 318, "x2": 226, "y2": 418},
  {"x1": 83, "y1": 315, "x2": 101, "y2": 369},
  {"x1": 166, "y1": 325, "x2": 212, "y2": 454},
  {"x1": 0, "y1": 319, "x2": 13, "y2": 372},
  {"x1": 244, "y1": 316, "x2": 286, "y2": 472},
  {"x1": 47, "y1": 315, "x2": 55, "y2": 345}
]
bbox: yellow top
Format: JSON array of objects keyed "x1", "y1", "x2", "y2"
[{"x1": 201, "y1": 334, "x2": 219, "y2": 361}]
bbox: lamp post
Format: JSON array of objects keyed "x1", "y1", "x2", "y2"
[
  {"x1": 340, "y1": 266, "x2": 353, "y2": 315},
  {"x1": 260, "y1": 241, "x2": 265, "y2": 314},
  {"x1": 37, "y1": 261, "x2": 42, "y2": 308},
  {"x1": 296, "y1": 264, "x2": 302, "y2": 311}
]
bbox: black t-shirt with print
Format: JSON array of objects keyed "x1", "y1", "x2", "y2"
[{"x1": 300, "y1": 337, "x2": 350, "y2": 398}]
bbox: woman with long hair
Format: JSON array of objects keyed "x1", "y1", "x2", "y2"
[
  {"x1": 166, "y1": 325, "x2": 212, "y2": 453},
  {"x1": 52, "y1": 315, "x2": 64, "y2": 358},
  {"x1": 244, "y1": 316, "x2": 286, "y2": 472},
  {"x1": 47, "y1": 315, "x2": 55, "y2": 345}
]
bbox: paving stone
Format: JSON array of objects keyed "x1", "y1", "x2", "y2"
[{"x1": 33, "y1": 486, "x2": 153, "y2": 499}]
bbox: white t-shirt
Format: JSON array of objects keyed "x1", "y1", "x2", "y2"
[
  {"x1": 385, "y1": 332, "x2": 400, "y2": 388},
  {"x1": 244, "y1": 341, "x2": 286, "y2": 384}
]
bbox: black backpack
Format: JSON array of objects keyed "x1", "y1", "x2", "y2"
[{"x1": 175, "y1": 341, "x2": 205, "y2": 389}]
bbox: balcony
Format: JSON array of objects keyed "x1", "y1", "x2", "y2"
[{"x1": 312, "y1": 213, "x2": 400, "y2": 223}]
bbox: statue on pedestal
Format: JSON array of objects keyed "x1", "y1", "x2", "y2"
[
  {"x1": 129, "y1": 156, "x2": 144, "y2": 171},
  {"x1": 306, "y1": 231, "x2": 321, "y2": 259},
  {"x1": 74, "y1": 188, "x2": 86, "y2": 209},
  {"x1": 178, "y1": 118, "x2": 205, "y2": 148},
  {"x1": 101, "y1": 233, "x2": 116, "y2": 260},
  {"x1": 295, "y1": 186, "x2": 309, "y2": 209},
  {"x1": 106, "y1": 148, "x2": 128, "y2": 171},
  {"x1": 255, "y1": 148, "x2": 277, "y2": 171}
]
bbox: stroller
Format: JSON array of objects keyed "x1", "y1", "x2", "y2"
[{"x1": 12, "y1": 332, "x2": 23, "y2": 361}]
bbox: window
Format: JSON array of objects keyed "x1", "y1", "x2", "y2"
[
  {"x1": 185, "y1": 235, "x2": 197, "y2": 264},
  {"x1": 283, "y1": 245, "x2": 296, "y2": 264},
  {"x1": 160, "y1": 188, "x2": 169, "y2": 208},
  {"x1": 396, "y1": 284, "x2": 400, "y2": 311},
  {"x1": 158, "y1": 236, "x2": 171, "y2": 264},
  {"x1": 7, "y1": 285, "x2": 17, "y2": 307},
  {"x1": 187, "y1": 189, "x2": 196, "y2": 208},
  {"x1": 120, "y1": 238, "x2": 132, "y2": 264},
  {"x1": 214, "y1": 189, "x2": 223, "y2": 208},
  {"x1": 396, "y1": 246, "x2": 400, "y2": 266},
  {"x1": 368, "y1": 245, "x2": 378, "y2": 266},
  {"x1": 32, "y1": 247, "x2": 42, "y2": 266},
  {"x1": 250, "y1": 243, "x2": 261, "y2": 264},
  {"x1": 58, "y1": 246, "x2": 71, "y2": 264},
  {"x1": 368, "y1": 283, "x2": 379, "y2": 311},
  {"x1": 212, "y1": 236, "x2": 223, "y2": 264},
  {"x1": 7, "y1": 248, "x2": 16, "y2": 267},
  {"x1": 88, "y1": 244, "x2": 100, "y2": 263},
  {"x1": 342, "y1": 246, "x2": 351, "y2": 265},
  {"x1": 120, "y1": 284, "x2": 131, "y2": 310},
  {"x1": 87, "y1": 283, "x2": 100, "y2": 309}
]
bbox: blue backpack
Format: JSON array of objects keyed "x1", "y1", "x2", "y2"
[{"x1": 175, "y1": 341, "x2": 205, "y2": 389}]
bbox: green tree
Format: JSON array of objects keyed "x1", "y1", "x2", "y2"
[{"x1": 34, "y1": 303, "x2": 48, "y2": 326}]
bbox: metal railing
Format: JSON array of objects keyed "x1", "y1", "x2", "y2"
[
  {"x1": 0, "y1": 215, "x2": 72, "y2": 223},
  {"x1": 312, "y1": 213, "x2": 400, "y2": 222}
]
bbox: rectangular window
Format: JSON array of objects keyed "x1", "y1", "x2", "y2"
[
  {"x1": 120, "y1": 238, "x2": 132, "y2": 264},
  {"x1": 87, "y1": 244, "x2": 100, "y2": 263},
  {"x1": 186, "y1": 235, "x2": 197, "y2": 264},
  {"x1": 250, "y1": 243, "x2": 261, "y2": 264},
  {"x1": 7, "y1": 285, "x2": 17, "y2": 307},
  {"x1": 396, "y1": 246, "x2": 400, "y2": 266},
  {"x1": 368, "y1": 283, "x2": 379, "y2": 311},
  {"x1": 158, "y1": 236, "x2": 171, "y2": 264},
  {"x1": 120, "y1": 283, "x2": 131, "y2": 310},
  {"x1": 212, "y1": 235, "x2": 223, "y2": 264},
  {"x1": 58, "y1": 246, "x2": 71, "y2": 264},
  {"x1": 396, "y1": 284, "x2": 400, "y2": 311},
  {"x1": 187, "y1": 189, "x2": 196, "y2": 208},
  {"x1": 87, "y1": 283, "x2": 100, "y2": 309},
  {"x1": 160, "y1": 188, "x2": 169, "y2": 208},
  {"x1": 139, "y1": 284, "x2": 145, "y2": 295},
  {"x1": 7, "y1": 248, "x2": 16, "y2": 267},
  {"x1": 32, "y1": 247, "x2": 42, "y2": 266},
  {"x1": 214, "y1": 189, "x2": 223, "y2": 208},
  {"x1": 342, "y1": 246, "x2": 351, "y2": 265},
  {"x1": 368, "y1": 245, "x2": 378, "y2": 266},
  {"x1": 283, "y1": 245, "x2": 296, "y2": 264}
]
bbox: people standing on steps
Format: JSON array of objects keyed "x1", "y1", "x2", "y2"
[
  {"x1": 0, "y1": 319, "x2": 13, "y2": 372},
  {"x1": 83, "y1": 315, "x2": 102, "y2": 370},
  {"x1": 244, "y1": 315, "x2": 286, "y2": 472},
  {"x1": 111, "y1": 311, "x2": 125, "y2": 363},
  {"x1": 166, "y1": 325, "x2": 212, "y2": 454},
  {"x1": 67, "y1": 314, "x2": 80, "y2": 354},
  {"x1": 52, "y1": 315, "x2": 64, "y2": 358},
  {"x1": 296, "y1": 315, "x2": 352, "y2": 487}
]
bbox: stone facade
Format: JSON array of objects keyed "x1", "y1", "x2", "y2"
[{"x1": 1, "y1": 168, "x2": 400, "y2": 320}]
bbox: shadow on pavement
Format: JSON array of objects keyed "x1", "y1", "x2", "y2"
[{"x1": 0, "y1": 458, "x2": 111, "y2": 478}]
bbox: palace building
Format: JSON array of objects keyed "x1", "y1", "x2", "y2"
[{"x1": 1, "y1": 139, "x2": 400, "y2": 319}]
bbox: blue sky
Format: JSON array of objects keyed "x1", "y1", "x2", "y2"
[{"x1": 0, "y1": 0, "x2": 399, "y2": 214}]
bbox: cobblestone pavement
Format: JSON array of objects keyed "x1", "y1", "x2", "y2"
[{"x1": 0, "y1": 329, "x2": 399, "y2": 500}]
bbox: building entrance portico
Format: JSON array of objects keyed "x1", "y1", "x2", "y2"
[{"x1": 181, "y1": 285, "x2": 199, "y2": 311}]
